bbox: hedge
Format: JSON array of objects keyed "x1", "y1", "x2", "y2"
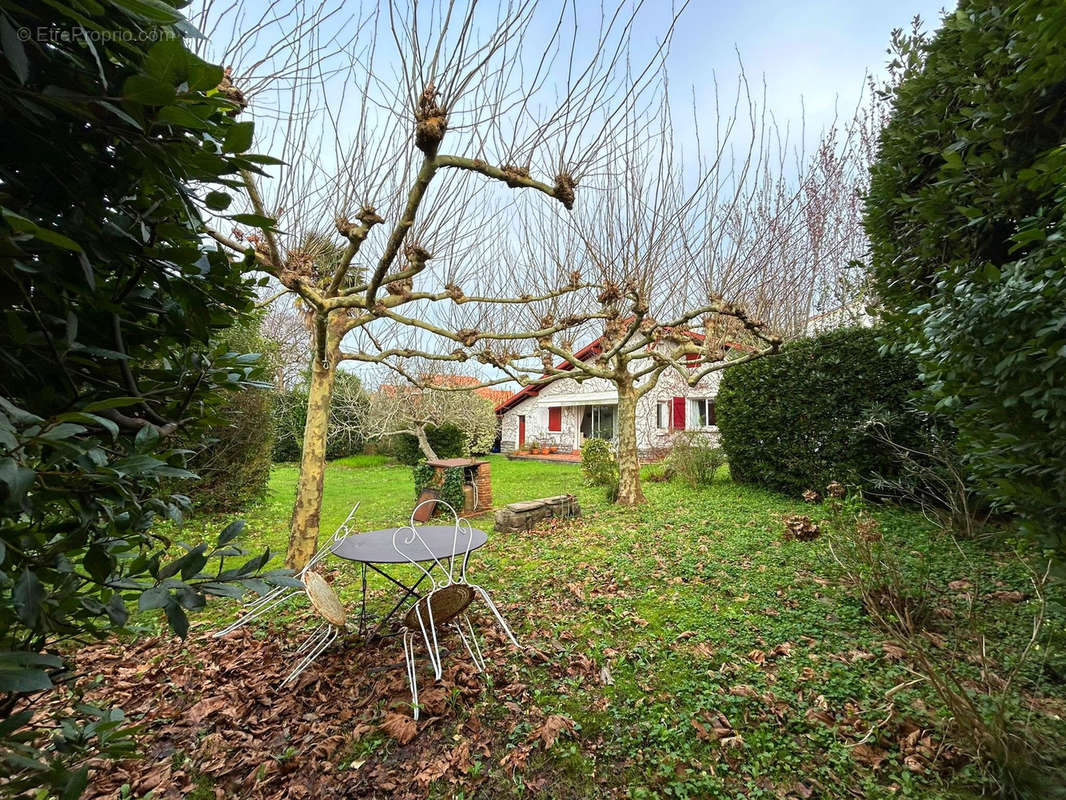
[
  {"x1": 864, "y1": 0, "x2": 1066, "y2": 557},
  {"x1": 716, "y1": 326, "x2": 921, "y2": 496}
]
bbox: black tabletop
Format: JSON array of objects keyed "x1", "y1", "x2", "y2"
[{"x1": 331, "y1": 526, "x2": 489, "y2": 564}]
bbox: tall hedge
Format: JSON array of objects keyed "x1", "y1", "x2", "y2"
[
  {"x1": 864, "y1": 0, "x2": 1066, "y2": 558},
  {"x1": 717, "y1": 327, "x2": 921, "y2": 495},
  {"x1": 188, "y1": 320, "x2": 276, "y2": 511}
]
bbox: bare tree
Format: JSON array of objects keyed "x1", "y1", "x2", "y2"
[
  {"x1": 348, "y1": 75, "x2": 873, "y2": 505},
  {"x1": 360, "y1": 374, "x2": 497, "y2": 461},
  {"x1": 196, "y1": 0, "x2": 683, "y2": 565}
]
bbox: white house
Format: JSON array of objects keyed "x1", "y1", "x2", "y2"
[{"x1": 495, "y1": 333, "x2": 729, "y2": 457}]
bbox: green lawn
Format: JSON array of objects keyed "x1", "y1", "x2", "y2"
[{"x1": 88, "y1": 456, "x2": 1064, "y2": 799}]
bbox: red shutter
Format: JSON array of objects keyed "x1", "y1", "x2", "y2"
[
  {"x1": 685, "y1": 352, "x2": 699, "y2": 369},
  {"x1": 548, "y1": 406, "x2": 562, "y2": 432},
  {"x1": 671, "y1": 397, "x2": 686, "y2": 430},
  {"x1": 708, "y1": 400, "x2": 717, "y2": 426}
]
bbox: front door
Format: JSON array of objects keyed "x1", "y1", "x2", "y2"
[{"x1": 518, "y1": 414, "x2": 526, "y2": 447}]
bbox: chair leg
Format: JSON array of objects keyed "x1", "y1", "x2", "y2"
[
  {"x1": 214, "y1": 587, "x2": 297, "y2": 637},
  {"x1": 403, "y1": 629, "x2": 420, "y2": 721},
  {"x1": 413, "y1": 604, "x2": 444, "y2": 681},
  {"x1": 454, "y1": 613, "x2": 487, "y2": 672},
  {"x1": 279, "y1": 625, "x2": 338, "y2": 689},
  {"x1": 471, "y1": 585, "x2": 521, "y2": 649}
]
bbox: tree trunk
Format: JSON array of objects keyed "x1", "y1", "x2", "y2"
[
  {"x1": 615, "y1": 378, "x2": 645, "y2": 505},
  {"x1": 415, "y1": 425, "x2": 439, "y2": 461},
  {"x1": 286, "y1": 327, "x2": 341, "y2": 568}
]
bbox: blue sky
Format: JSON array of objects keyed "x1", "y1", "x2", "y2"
[{"x1": 667, "y1": 0, "x2": 947, "y2": 141}]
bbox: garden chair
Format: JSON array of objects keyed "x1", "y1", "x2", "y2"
[
  {"x1": 278, "y1": 570, "x2": 347, "y2": 688},
  {"x1": 214, "y1": 502, "x2": 360, "y2": 638},
  {"x1": 394, "y1": 500, "x2": 520, "y2": 719}
]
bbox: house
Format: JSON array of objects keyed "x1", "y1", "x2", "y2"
[
  {"x1": 494, "y1": 334, "x2": 727, "y2": 457},
  {"x1": 379, "y1": 374, "x2": 512, "y2": 407}
]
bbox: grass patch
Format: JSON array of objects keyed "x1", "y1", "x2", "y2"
[{"x1": 111, "y1": 456, "x2": 1065, "y2": 798}]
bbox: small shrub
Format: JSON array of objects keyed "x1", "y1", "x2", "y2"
[
  {"x1": 667, "y1": 432, "x2": 726, "y2": 488},
  {"x1": 581, "y1": 438, "x2": 616, "y2": 487},
  {"x1": 393, "y1": 424, "x2": 466, "y2": 465},
  {"x1": 821, "y1": 488, "x2": 1063, "y2": 795}
]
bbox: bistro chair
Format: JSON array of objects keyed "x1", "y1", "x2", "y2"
[
  {"x1": 394, "y1": 500, "x2": 520, "y2": 719},
  {"x1": 278, "y1": 570, "x2": 347, "y2": 688},
  {"x1": 214, "y1": 502, "x2": 360, "y2": 638}
]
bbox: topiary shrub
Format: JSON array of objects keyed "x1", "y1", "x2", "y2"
[
  {"x1": 716, "y1": 326, "x2": 922, "y2": 496},
  {"x1": 666, "y1": 432, "x2": 726, "y2": 489},
  {"x1": 581, "y1": 437, "x2": 617, "y2": 487},
  {"x1": 393, "y1": 423, "x2": 467, "y2": 466},
  {"x1": 864, "y1": 1, "x2": 1066, "y2": 559}
]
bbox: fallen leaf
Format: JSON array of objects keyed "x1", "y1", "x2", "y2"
[
  {"x1": 528, "y1": 714, "x2": 575, "y2": 749},
  {"x1": 380, "y1": 712, "x2": 418, "y2": 745},
  {"x1": 851, "y1": 743, "x2": 887, "y2": 769}
]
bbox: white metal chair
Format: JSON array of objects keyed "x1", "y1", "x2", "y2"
[
  {"x1": 278, "y1": 571, "x2": 347, "y2": 688},
  {"x1": 394, "y1": 500, "x2": 520, "y2": 719},
  {"x1": 214, "y1": 502, "x2": 360, "y2": 637}
]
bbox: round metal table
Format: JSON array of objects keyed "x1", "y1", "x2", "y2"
[{"x1": 331, "y1": 526, "x2": 489, "y2": 638}]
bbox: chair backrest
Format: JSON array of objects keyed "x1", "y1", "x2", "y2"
[
  {"x1": 392, "y1": 500, "x2": 477, "y2": 591},
  {"x1": 302, "y1": 501, "x2": 360, "y2": 576}
]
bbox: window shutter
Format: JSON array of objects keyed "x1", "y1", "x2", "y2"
[
  {"x1": 708, "y1": 400, "x2": 717, "y2": 426},
  {"x1": 548, "y1": 406, "x2": 562, "y2": 432},
  {"x1": 685, "y1": 352, "x2": 699, "y2": 369},
  {"x1": 672, "y1": 397, "x2": 686, "y2": 430}
]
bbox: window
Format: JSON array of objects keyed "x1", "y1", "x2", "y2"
[
  {"x1": 655, "y1": 400, "x2": 670, "y2": 429},
  {"x1": 689, "y1": 397, "x2": 717, "y2": 428},
  {"x1": 548, "y1": 406, "x2": 562, "y2": 432}
]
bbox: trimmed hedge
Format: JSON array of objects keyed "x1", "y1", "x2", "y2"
[
  {"x1": 393, "y1": 423, "x2": 466, "y2": 465},
  {"x1": 716, "y1": 327, "x2": 921, "y2": 496}
]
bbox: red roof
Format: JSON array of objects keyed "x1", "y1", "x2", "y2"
[
  {"x1": 380, "y1": 374, "x2": 511, "y2": 406},
  {"x1": 494, "y1": 326, "x2": 729, "y2": 415}
]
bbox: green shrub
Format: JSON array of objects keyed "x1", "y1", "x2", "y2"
[
  {"x1": 716, "y1": 327, "x2": 922, "y2": 496},
  {"x1": 393, "y1": 424, "x2": 466, "y2": 466},
  {"x1": 0, "y1": 2, "x2": 285, "y2": 792},
  {"x1": 864, "y1": 0, "x2": 1066, "y2": 560},
  {"x1": 189, "y1": 322, "x2": 275, "y2": 512},
  {"x1": 667, "y1": 432, "x2": 726, "y2": 489},
  {"x1": 581, "y1": 437, "x2": 617, "y2": 487},
  {"x1": 271, "y1": 371, "x2": 368, "y2": 462}
]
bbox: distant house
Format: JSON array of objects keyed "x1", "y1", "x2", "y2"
[
  {"x1": 494, "y1": 333, "x2": 732, "y2": 457},
  {"x1": 379, "y1": 374, "x2": 512, "y2": 407}
]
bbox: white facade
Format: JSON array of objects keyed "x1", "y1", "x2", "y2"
[{"x1": 498, "y1": 345, "x2": 723, "y2": 456}]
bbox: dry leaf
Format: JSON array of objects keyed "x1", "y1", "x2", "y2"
[
  {"x1": 380, "y1": 712, "x2": 418, "y2": 745},
  {"x1": 529, "y1": 714, "x2": 575, "y2": 749}
]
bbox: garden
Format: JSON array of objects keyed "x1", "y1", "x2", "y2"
[
  {"x1": 44, "y1": 456, "x2": 1066, "y2": 799},
  {"x1": 2, "y1": 0, "x2": 1065, "y2": 798}
]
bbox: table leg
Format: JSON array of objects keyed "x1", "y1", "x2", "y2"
[
  {"x1": 363, "y1": 565, "x2": 433, "y2": 641},
  {"x1": 359, "y1": 562, "x2": 368, "y2": 637}
]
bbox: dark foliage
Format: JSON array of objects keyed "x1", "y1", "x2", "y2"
[
  {"x1": 0, "y1": 0, "x2": 293, "y2": 792},
  {"x1": 187, "y1": 319, "x2": 276, "y2": 512},
  {"x1": 864, "y1": 0, "x2": 1066, "y2": 560},
  {"x1": 271, "y1": 371, "x2": 367, "y2": 462},
  {"x1": 716, "y1": 327, "x2": 922, "y2": 496},
  {"x1": 393, "y1": 424, "x2": 466, "y2": 466}
]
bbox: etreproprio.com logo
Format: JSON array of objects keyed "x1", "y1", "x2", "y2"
[{"x1": 17, "y1": 25, "x2": 179, "y2": 43}]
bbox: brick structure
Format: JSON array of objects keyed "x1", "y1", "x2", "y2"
[{"x1": 425, "y1": 458, "x2": 492, "y2": 513}]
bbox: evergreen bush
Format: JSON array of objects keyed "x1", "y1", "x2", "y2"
[
  {"x1": 716, "y1": 327, "x2": 922, "y2": 496},
  {"x1": 864, "y1": 0, "x2": 1066, "y2": 559}
]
